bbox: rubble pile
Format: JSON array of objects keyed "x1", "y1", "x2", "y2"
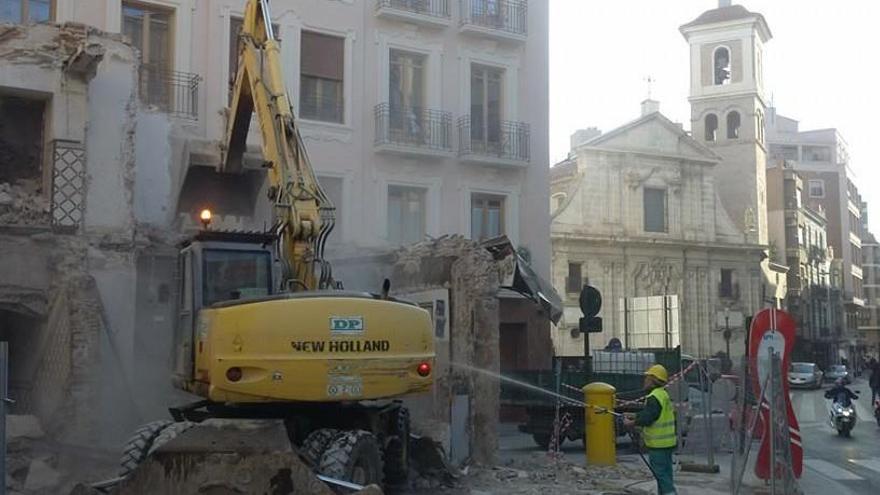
[
  {"x1": 0, "y1": 182, "x2": 51, "y2": 226},
  {"x1": 408, "y1": 452, "x2": 653, "y2": 495},
  {"x1": 5, "y1": 415, "x2": 116, "y2": 495}
]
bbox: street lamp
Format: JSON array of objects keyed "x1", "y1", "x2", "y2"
[{"x1": 723, "y1": 306, "x2": 732, "y2": 360}]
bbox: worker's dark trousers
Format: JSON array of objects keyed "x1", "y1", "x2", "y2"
[{"x1": 648, "y1": 447, "x2": 677, "y2": 494}]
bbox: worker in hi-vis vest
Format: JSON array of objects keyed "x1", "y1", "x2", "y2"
[{"x1": 624, "y1": 364, "x2": 677, "y2": 495}]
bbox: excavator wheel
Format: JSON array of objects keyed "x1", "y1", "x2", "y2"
[
  {"x1": 318, "y1": 430, "x2": 384, "y2": 486},
  {"x1": 118, "y1": 420, "x2": 172, "y2": 478},
  {"x1": 383, "y1": 407, "x2": 410, "y2": 484},
  {"x1": 147, "y1": 421, "x2": 197, "y2": 455},
  {"x1": 301, "y1": 428, "x2": 339, "y2": 466}
]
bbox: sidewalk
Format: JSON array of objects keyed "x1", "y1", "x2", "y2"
[{"x1": 623, "y1": 452, "x2": 857, "y2": 495}]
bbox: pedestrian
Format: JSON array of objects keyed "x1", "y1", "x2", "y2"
[
  {"x1": 624, "y1": 364, "x2": 677, "y2": 495},
  {"x1": 870, "y1": 361, "x2": 880, "y2": 403}
]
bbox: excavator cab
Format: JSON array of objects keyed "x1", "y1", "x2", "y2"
[{"x1": 172, "y1": 230, "x2": 277, "y2": 390}]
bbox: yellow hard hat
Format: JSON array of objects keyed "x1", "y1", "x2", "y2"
[{"x1": 645, "y1": 364, "x2": 669, "y2": 383}]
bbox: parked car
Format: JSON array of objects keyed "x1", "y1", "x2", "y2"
[
  {"x1": 825, "y1": 364, "x2": 851, "y2": 384},
  {"x1": 788, "y1": 362, "x2": 823, "y2": 389}
]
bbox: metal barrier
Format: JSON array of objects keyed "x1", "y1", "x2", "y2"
[
  {"x1": 374, "y1": 103, "x2": 452, "y2": 152},
  {"x1": 459, "y1": 0, "x2": 527, "y2": 36},
  {"x1": 138, "y1": 64, "x2": 201, "y2": 120},
  {"x1": 457, "y1": 116, "x2": 530, "y2": 162},
  {"x1": 377, "y1": 0, "x2": 450, "y2": 18}
]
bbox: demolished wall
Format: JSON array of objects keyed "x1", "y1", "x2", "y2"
[
  {"x1": 387, "y1": 236, "x2": 502, "y2": 465},
  {"x1": 0, "y1": 21, "x2": 153, "y2": 455}
]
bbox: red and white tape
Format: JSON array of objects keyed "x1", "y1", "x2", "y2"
[{"x1": 561, "y1": 360, "x2": 700, "y2": 407}]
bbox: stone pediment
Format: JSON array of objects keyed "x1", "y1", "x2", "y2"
[{"x1": 582, "y1": 113, "x2": 721, "y2": 164}]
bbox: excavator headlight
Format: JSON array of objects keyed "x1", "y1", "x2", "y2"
[
  {"x1": 199, "y1": 209, "x2": 213, "y2": 230},
  {"x1": 226, "y1": 367, "x2": 243, "y2": 382},
  {"x1": 417, "y1": 362, "x2": 431, "y2": 377}
]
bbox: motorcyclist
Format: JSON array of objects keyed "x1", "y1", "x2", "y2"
[{"x1": 825, "y1": 378, "x2": 858, "y2": 407}]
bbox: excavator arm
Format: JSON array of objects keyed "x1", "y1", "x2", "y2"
[{"x1": 221, "y1": 0, "x2": 335, "y2": 291}]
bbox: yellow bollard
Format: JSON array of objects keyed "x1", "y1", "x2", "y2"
[{"x1": 583, "y1": 382, "x2": 616, "y2": 466}]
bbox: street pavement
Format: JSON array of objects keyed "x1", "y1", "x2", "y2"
[
  {"x1": 789, "y1": 377, "x2": 880, "y2": 494},
  {"x1": 497, "y1": 377, "x2": 880, "y2": 494}
]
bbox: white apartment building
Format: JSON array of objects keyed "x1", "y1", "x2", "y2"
[{"x1": 30, "y1": 0, "x2": 550, "y2": 282}]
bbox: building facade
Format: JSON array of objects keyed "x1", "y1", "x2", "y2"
[
  {"x1": 766, "y1": 161, "x2": 840, "y2": 367},
  {"x1": 550, "y1": 104, "x2": 765, "y2": 360},
  {"x1": 0, "y1": 0, "x2": 552, "y2": 449},
  {"x1": 859, "y1": 204, "x2": 879, "y2": 358},
  {"x1": 766, "y1": 108, "x2": 865, "y2": 362}
]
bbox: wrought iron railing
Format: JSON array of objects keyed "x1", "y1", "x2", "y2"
[
  {"x1": 377, "y1": 0, "x2": 450, "y2": 18},
  {"x1": 460, "y1": 0, "x2": 527, "y2": 36},
  {"x1": 300, "y1": 93, "x2": 344, "y2": 124},
  {"x1": 138, "y1": 64, "x2": 200, "y2": 119},
  {"x1": 374, "y1": 103, "x2": 452, "y2": 152},
  {"x1": 457, "y1": 116, "x2": 529, "y2": 162}
]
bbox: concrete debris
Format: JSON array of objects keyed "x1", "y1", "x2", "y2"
[
  {"x1": 23, "y1": 458, "x2": 62, "y2": 492},
  {"x1": 8, "y1": 415, "x2": 46, "y2": 441},
  {"x1": 354, "y1": 485, "x2": 384, "y2": 495},
  {"x1": 0, "y1": 182, "x2": 51, "y2": 226}
]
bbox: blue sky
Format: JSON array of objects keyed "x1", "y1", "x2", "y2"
[{"x1": 550, "y1": 0, "x2": 880, "y2": 234}]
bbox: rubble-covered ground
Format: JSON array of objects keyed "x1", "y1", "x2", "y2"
[
  {"x1": 6, "y1": 415, "x2": 117, "y2": 495},
  {"x1": 408, "y1": 452, "x2": 654, "y2": 495}
]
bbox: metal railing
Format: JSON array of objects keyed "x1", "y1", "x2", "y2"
[
  {"x1": 457, "y1": 116, "x2": 529, "y2": 162},
  {"x1": 376, "y1": 0, "x2": 450, "y2": 18},
  {"x1": 460, "y1": 0, "x2": 527, "y2": 36},
  {"x1": 300, "y1": 93, "x2": 344, "y2": 124},
  {"x1": 374, "y1": 103, "x2": 452, "y2": 152},
  {"x1": 138, "y1": 64, "x2": 200, "y2": 119}
]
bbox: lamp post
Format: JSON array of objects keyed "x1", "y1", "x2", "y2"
[{"x1": 723, "y1": 307, "x2": 732, "y2": 360}]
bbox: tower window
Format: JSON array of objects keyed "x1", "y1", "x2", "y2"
[
  {"x1": 756, "y1": 110, "x2": 765, "y2": 144},
  {"x1": 705, "y1": 113, "x2": 718, "y2": 142},
  {"x1": 713, "y1": 46, "x2": 731, "y2": 85},
  {"x1": 727, "y1": 111, "x2": 740, "y2": 139}
]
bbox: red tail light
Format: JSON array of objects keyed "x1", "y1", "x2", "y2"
[
  {"x1": 226, "y1": 367, "x2": 243, "y2": 382},
  {"x1": 417, "y1": 362, "x2": 431, "y2": 377}
]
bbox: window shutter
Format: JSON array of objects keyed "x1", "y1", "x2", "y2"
[{"x1": 301, "y1": 31, "x2": 344, "y2": 81}]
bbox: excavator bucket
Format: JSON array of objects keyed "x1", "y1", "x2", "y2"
[{"x1": 110, "y1": 420, "x2": 333, "y2": 495}]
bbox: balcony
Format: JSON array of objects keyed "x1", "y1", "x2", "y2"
[
  {"x1": 138, "y1": 64, "x2": 201, "y2": 120},
  {"x1": 459, "y1": 0, "x2": 527, "y2": 42},
  {"x1": 374, "y1": 103, "x2": 453, "y2": 157},
  {"x1": 457, "y1": 116, "x2": 530, "y2": 166},
  {"x1": 375, "y1": 0, "x2": 451, "y2": 28}
]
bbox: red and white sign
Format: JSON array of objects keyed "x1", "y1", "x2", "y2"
[{"x1": 748, "y1": 308, "x2": 803, "y2": 479}]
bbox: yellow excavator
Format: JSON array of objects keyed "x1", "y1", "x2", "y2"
[{"x1": 109, "y1": 0, "x2": 434, "y2": 491}]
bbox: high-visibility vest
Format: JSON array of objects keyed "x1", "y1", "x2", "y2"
[{"x1": 643, "y1": 387, "x2": 676, "y2": 449}]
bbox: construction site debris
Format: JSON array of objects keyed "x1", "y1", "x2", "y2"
[
  {"x1": 0, "y1": 182, "x2": 50, "y2": 226},
  {"x1": 8, "y1": 415, "x2": 46, "y2": 441},
  {"x1": 23, "y1": 458, "x2": 61, "y2": 492}
]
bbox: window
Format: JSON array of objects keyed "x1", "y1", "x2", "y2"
[
  {"x1": 643, "y1": 188, "x2": 667, "y2": 233},
  {"x1": 803, "y1": 146, "x2": 831, "y2": 162},
  {"x1": 470, "y1": 64, "x2": 503, "y2": 148},
  {"x1": 756, "y1": 110, "x2": 764, "y2": 144},
  {"x1": 705, "y1": 114, "x2": 718, "y2": 142},
  {"x1": 387, "y1": 185, "x2": 426, "y2": 244},
  {"x1": 123, "y1": 3, "x2": 172, "y2": 68},
  {"x1": 719, "y1": 269, "x2": 738, "y2": 298},
  {"x1": 566, "y1": 263, "x2": 582, "y2": 294},
  {"x1": 389, "y1": 49, "x2": 426, "y2": 137},
  {"x1": 0, "y1": 95, "x2": 46, "y2": 184},
  {"x1": 726, "y1": 111, "x2": 740, "y2": 139},
  {"x1": 202, "y1": 249, "x2": 271, "y2": 306},
  {"x1": 713, "y1": 46, "x2": 731, "y2": 85},
  {"x1": 471, "y1": 193, "x2": 505, "y2": 240},
  {"x1": 0, "y1": 0, "x2": 52, "y2": 23},
  {"x1": 123, "y1": 2, "x2": 173, "y2": 107},
  {"x1": 300, "y1": 31, "x2": 344, "y2": 123},
  {"x1": 317, "y1": 176, "x2": 343, "y2": 240},
  {"x1": 229, "y1": 17, "x2": 279, "y2": 102},
  {"x1": 808, "y1": 180, "x2": 825, "y2": 198}
]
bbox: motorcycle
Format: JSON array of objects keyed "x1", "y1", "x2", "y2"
[{"x1": 829, "y1": 391, "x2": 859, "y2": 437}]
